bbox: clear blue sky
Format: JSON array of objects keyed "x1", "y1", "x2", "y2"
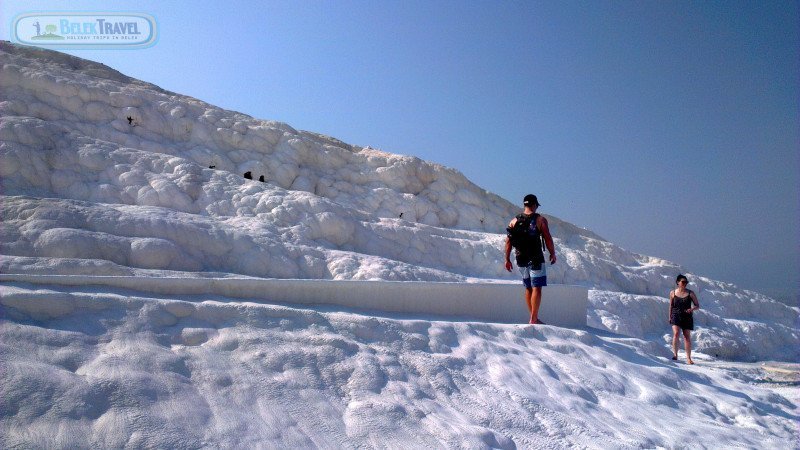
[{"x1": 3, "y1": 1, "x2": 798, "y2": 301}]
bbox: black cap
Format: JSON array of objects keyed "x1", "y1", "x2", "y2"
[{"x1": 523, "y1": 194, "x2": 540, "y2": 207}]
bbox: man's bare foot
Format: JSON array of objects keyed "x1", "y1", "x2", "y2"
[
  {"x1": 687, "y1": 359, "x2": 695, "y2": 365},
  {"x1": 672, "y1": 355, "x2": 678, "y2": 361},
  {"x1": 534, "y1": 319, "x2": 546, "y2": 325}
]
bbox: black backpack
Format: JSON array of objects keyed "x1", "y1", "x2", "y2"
[{"x1": 507, "y1": 213, "x2": 545, "y2": 267}]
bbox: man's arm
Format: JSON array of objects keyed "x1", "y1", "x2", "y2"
[
  {"x1": 504, "y1": 237, "x2": 513, "y2": 272},
  {"x1": 538, "y1": 216, "x2": 556, "y2": 264},
  {"x1": 504, "y1": 218, "x2": 516, "y2": 272}
]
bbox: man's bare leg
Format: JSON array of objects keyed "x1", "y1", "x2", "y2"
[
  {"x1": 529, "y1": 286, "x2": 543, "y2": 324},
  {"x1": 524, "y1": 287, "x2": 533, "y2": 314}
]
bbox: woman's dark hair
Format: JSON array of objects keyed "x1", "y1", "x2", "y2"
[{"x1": 676, "y1": 274, "x2": 688, "y2": 285}]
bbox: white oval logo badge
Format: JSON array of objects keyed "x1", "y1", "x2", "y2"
[{"x1": 13, "y1": 13, "x2": 158, "y2": 49}]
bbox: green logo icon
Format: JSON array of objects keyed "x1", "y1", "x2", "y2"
[{"x1": 31, "y1": 22, "x2": 64, "y2": 40}]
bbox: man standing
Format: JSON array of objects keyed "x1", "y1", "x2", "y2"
[{"x1": 504, "y1": 194, "x2": 556, "y2": 324}]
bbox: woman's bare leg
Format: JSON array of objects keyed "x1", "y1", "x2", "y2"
[
  {"x1": 671, "y1": 326, "x2": 681, "y2": 359},
  {"x1": 683, "y1": 329, "x2": 693, "y2": 364}
]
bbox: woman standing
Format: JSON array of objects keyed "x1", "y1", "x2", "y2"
[{"x1": 669, "y1": 274, "x2": 700, "y2": 364}]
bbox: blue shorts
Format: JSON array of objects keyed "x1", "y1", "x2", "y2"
[{"x1": 519, "y1": 262, "x2": 547, "y2": 288}]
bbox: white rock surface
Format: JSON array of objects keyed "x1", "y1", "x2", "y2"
[{"x1": 1, "y1": 283, "x2": 796, "y2": 449}]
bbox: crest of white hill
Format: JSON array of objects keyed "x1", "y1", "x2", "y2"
[{"x1": 0, "y1": 41, "x2": 796, "y2": 361}]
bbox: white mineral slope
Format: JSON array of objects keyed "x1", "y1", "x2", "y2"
[
  {"x1": 1, "y1": 282, "x2": 797, "y2": 449},
  {"x1": 0, "y1": 38, "x2": 797, "y2": 361}
]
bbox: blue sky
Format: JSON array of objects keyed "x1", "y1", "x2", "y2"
[{"x1": 3, "y1": 1, "x2": 798, "y2": 301}]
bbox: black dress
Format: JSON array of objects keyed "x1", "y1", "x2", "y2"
[{"x1": 670, "y1": 291, "x2": 695, "y2": 330}]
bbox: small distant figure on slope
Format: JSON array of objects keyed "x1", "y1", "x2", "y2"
[
  {"x1": 243, "y1": 171, "x2": 252, "y2": 180},
  {"x1": 504, "y1": 194, "x2": 556, "y2": 325},
  {"x1": 669, "y1": 274, "x2": 701, "y2": 364}
]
